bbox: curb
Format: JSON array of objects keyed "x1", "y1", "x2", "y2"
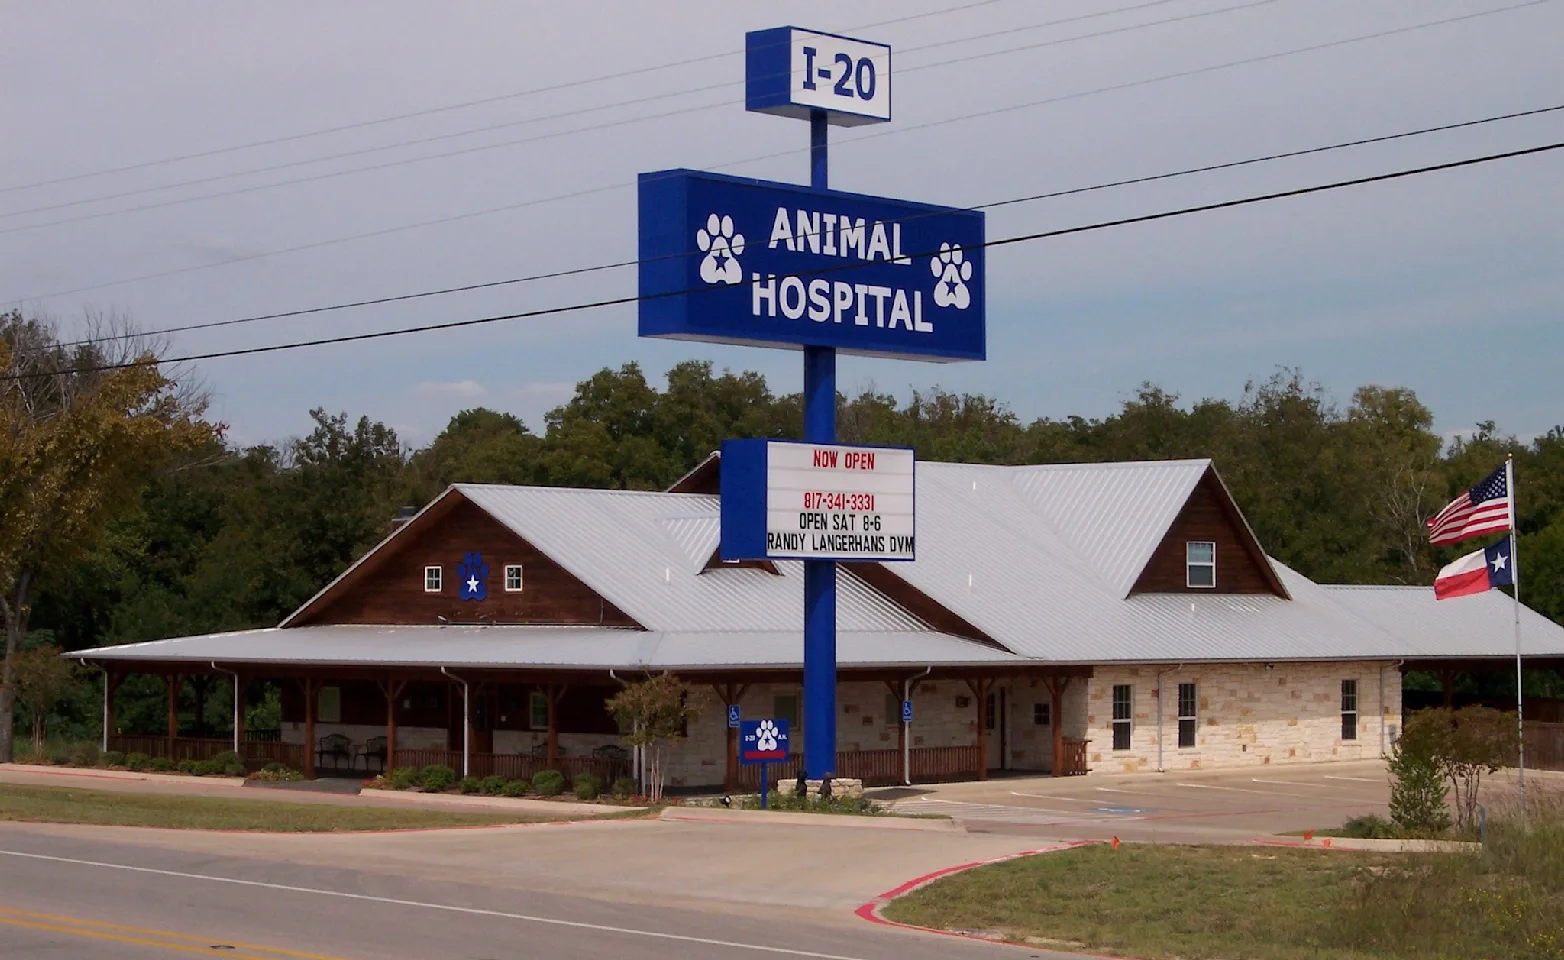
[
  {"x1": 0, "y1": 764, "x2": 246, "y2": 788},
  {"x1": 659, "y1": 806, "x2": 964, "y2": 832},
  {"x1": 1251, "y1": 836, "x2": 1481, "y2": 853},
  {"x1": 854, "y1": 841, "x2": 1101, "y2": 948}
]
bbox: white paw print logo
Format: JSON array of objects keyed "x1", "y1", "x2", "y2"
[
  {"x1": 755, "y1": 719, "x2": 781, "y2": 752},
  {"x1": 930, "y1": 242, "x2": 973, "y2": 310},
  {"x1": 697, "y1": 213, "x2": 745, "y2": 285}
]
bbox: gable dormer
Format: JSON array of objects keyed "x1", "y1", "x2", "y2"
[
  {"x1": 1129, "y1": 468, "x2": 1288, "y2": 598},
  {"x1": 285, "y1": 492, "x2": 641, "y2": 628}
]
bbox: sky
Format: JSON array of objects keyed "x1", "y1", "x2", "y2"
[{"x1": 3, "y1": 0, "x2": 1561, "y2": 449}]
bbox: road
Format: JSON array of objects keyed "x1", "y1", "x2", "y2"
[{"x1": 0, "y1": 825, "x2": 1078, "y2": 960}]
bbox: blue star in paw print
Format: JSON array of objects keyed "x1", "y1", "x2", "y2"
[{"x1": 457, "y1": 552, "x2": 488, "y2": 601}]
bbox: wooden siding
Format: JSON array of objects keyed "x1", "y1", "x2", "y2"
[
  {"x1": 1130, "y1": 471, "x2": 1285, "y2": 597},
  {"x1": 296, "y1": 497, "x2": 639, "y2": 627}
]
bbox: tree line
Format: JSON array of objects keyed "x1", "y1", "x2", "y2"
[{"x1": 3, "y1": 312, "x2": 1561, "y2": 754}]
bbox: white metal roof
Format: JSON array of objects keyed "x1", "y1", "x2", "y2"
[
  {"x1": 1322, "y1": 585, "x2": 1564, "y2": 659},
  {"x1": 79, "y1": 624, "x2": 1021, "y2": 670}
]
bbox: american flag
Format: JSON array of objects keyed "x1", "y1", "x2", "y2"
[{"x1": 1428, "y1": 464, "x2": 1511, "y2": 546}]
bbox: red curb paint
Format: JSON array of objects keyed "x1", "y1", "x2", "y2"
[{"x1": 854, "y1": 841, "x2": 1107, "y2": 953}]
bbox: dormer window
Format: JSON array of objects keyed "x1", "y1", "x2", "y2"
[
  {"x1": 424, "y1": 565, "x2": 443, "y2": 593},
  {"x1": 1186, "y1": 542, "x2": 1216, "y2": 588}
]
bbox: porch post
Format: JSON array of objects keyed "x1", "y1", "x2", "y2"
[
  {"x1": 546, "y1": 684, "x2": 560, "y2": 769},
  {"x1": 462, "y1": 678, "x2": 471, "y2": 778},
  {"x1": 1048, "y1": 676, "x2": 1069, "y2": 778},
  {"x1": 165, "y1": 673, "x2": 181, "y2": 754},
  {"x1": 100, "y1": 671, "x2": 111, "y2": 753},
  {"x1": 713, "y1": 682, "x2": 749, "y2": 794},
  {"x1": 381, "y1": 677, "x2": 405, "y2": 772},
  {"x1": 302, "y1": 678, "x2": 317, "y2": 779},
  {"x1": 967, "y1": 678, "x2": 991, "y2": 781},
  {"x1": 232, "y1": 672, "x2": 245, "y2": 753}
]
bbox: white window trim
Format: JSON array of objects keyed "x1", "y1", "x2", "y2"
[
  {"x1": 1341, "y1": 680, "x2": 1360, "y2": 741},
  {"x1": 1177, "y1": 682, "x2": 1198, "y2": 749},
  {"x1": 504, "y1": 564, "x2": 524, "y2": 592},
  {"x1": 423, "y1": 565, "x2": 442, "y2": 593},
  {"x1": 1111, "y1": 684, "x2": 1134, "y2": 751},
  {"x1": 1186, "y1": 541, "x2": 1217, "y2": 589}
]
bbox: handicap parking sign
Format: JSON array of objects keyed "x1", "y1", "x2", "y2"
[
  {"x1": 901, "y1": 699, "x2": 913, "y2": 723},
  {"x1": 728, "y1": 704, "x2": 741, "y2": 728}
]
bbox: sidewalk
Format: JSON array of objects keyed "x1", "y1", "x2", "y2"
[{"x1": 0, "y1": 764, "x2": 637, "y2": 817}]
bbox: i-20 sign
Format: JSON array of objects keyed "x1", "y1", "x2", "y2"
[{"x1": 745, "y1": 27, "x2": 891, "y2": 126}]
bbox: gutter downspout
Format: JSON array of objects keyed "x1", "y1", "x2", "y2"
[
  {"x1": 441, "y1": 667, "x2": 469, "y2": 777},
  {"x1": 1155, "y1": 664, "x2": 1184, "y2": 773},
  {"x1": 211, "y1": 662, "x2": 240, "y2": 754},
  {"x1": 904, "y1": 666, "x2": 932, "y2": 786},
  {"x1": 1380, "y1": 659, "x2": 1405, "y2": 758}
]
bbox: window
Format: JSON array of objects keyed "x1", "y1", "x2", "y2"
[
  {"x1": 529, "y1": 692, "x2": 549, "y2": 730},
  {"x1": 773, "y1": 694, "x2": 800, "y2": 727},
  {"x1": 1112, "y1": 684, "x2": 1133, "y2": 750},
  {"x1": 1033, "y1": 702, "x2": 1050, "y2": 726},
  {"x1": 318, "y1": 685, "x2": 341, "y2": 724},
  {"x1": 1186, "y1": 542, "x2": 1216, "y2": 588},
  {"x1": 1177, "y1": 683, "x2": 1198, "y2": 749},
  {"x1": 1341, "y1": 680, "x2": 1359, "y2": 741},
  {"x1": 424, "y1": 565, "x2": 442, "y2": 593},
  {"x1": 985, "y1": 692, "x2": 998, "y2": 731},
  {"x1": 504, "y1": 564, "x2": 524, "y2": 592}
]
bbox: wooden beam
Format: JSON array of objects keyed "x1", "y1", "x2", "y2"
[
  {"x1": 233, "y1": 672, "x2": 247, "y2": 750},
  {"x1": 300, "y1": 677, "x2": 317, "y2": 780},
  {"x1": 165, "y1": 674, "x2": 182, "y2": 751},
  {"x1": 967, "y1": 678, "x2": 992, "y2": 781},
  {"x1": 1045, "y1": 675, "x2": 1072, "y2": 777},
  {"x1": 379, "y1": 678, "x2": 407, "y2": 772},
  {"x1": 545, "y1": 684, "x2": 568, "y2": 769}
]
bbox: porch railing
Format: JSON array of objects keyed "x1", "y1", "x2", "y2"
[
  {"x1": 391, "y1": 749, "x2": 625, "y2": 784},
  {"x1": 1059, "y1": 737, "x2": 1089, "y2": 776}
]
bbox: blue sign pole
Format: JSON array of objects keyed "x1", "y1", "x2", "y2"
[
  {"x1": 761, "y1": 761, "x2": 769, "y2": 810},
  {"x1": 802, "y1": 108, "x2": 837, "y2": 782}
]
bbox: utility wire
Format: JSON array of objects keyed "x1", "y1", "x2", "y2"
[
  {"x1": 16, "y1": 138, "x2": 1561, "y2": 383},
  {"x1": 0, "y1": 0, "x2": 1017, "y2": 195},
  {"x1": 53, "y1": 102, "x2": 1564, "y2": 349},
  {"x1": 1, "y1": 0, "x2": 1282, "y2": 228},
  {"x1": 12, "y1": 0, "x2": 1544, "y2": 306}
]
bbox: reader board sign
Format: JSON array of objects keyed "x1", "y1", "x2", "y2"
[
  {"x1": 638, "y1": 169, "x2": 985, "y2": 363},
  {"x1": 721, "y1": 438, "x2": 915, "y2": 562},
  {"x1": 740, "y1": 718, "x2": 790, "y2": 765},
  {"x1": 745, "y1": 27, "x2": 891, "y2": 126}
]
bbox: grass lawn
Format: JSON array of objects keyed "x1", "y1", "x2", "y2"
[
  {"x1": 0, "y1": 783, "x2": 595, "y2": 832},
  {"x1": 882, "y1": 843, "x2": 1564, "y2": 960}
]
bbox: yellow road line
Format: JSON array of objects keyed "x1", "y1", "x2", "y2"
[{"x1": 0, "y1": 908, "x2": 359, "y2": 960}]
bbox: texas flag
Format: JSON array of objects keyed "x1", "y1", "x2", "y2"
[{"x1": 1434, "y1": 538, "x2": 1515, "y2": 600}]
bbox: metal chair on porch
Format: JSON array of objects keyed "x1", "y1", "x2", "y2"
[
  {"x1": 316, "y1": 733, "x2": 352, "y2": 771},
  {"x1": 592, "y1": 744, "x2": 628, "y2": 781},
  {"x1": 356, "y1": 736, "x2": 388, "y2": 773}
]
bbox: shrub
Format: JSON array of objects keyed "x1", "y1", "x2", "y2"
[
  {"x1": 531, "y1": 769, "x2": 565, "y2": 797},
  {"x1": 1388, "y1": 736, "x2": 1452, "y2": 836},
  {"x1": 46, "y1": 743, "x2": 72, "y2": 765},
  {"x1": 248, "y1": 763, "x2": 302, "y2": 782},
  {"x1": 149, "y1": 757, "x2": 176, "y2": 772},
  {"x1": 572, "y1": 772, "x2": 602, "y2": 801},
  {"x1": 459, "y1": 775, "x2": 481, "y2": 795},
  {"x1": 177, "y1": 758, "x2": 199, "y2": 774},
  {"x1": 501, "y1": 779, "x2": 530, "y2": 797},
  {"x1": 124, "y1": 752, "x2": 151, "y2": 771},
  {"x1": 66, "y1": 743, "x2": 100, "y2": 768},
  {"x1": 100, "y1": 750, "x2": 125, "y2": 768},
  {"x1": 1338, "y1": 815, "x2": 1398, "y2": 839},
  {"x1": 212, "y1": 751, "x2": 242, "y2": 768},
  {"x1": 611, "y1": 777, "x2": 637, "y2": 800},
  {"x1": 479, "y1": 775, "x2": 507, "y2": 796},
  {"x1": 387, "y1": 766, "x2": 421, "y2": 790},
  {"x1": 419, "y1": 764, "x2": 457, "y2": 792}
]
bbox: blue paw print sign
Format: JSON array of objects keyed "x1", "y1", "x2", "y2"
[{"x1": 456, "y1": 552, "x2": 489, "y2": 601}]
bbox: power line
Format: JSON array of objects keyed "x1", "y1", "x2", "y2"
[
  {"x1": 54, "y1": 102, "x2": 1564, "y2": 349},
  {"x1": 12, "y1": 0, "x2": 1543, "y2": 306},
  {"x1": 0, "y1": 0, "x2": 1015, "y2": 195},
  {"x1": 16, "y1": 137, "x2": 1561, "y2": 383},
  {"x1": 1, "y1": 0, "x2": 1279, "y2": 229}
]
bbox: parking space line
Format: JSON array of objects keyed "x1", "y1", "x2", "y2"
[
  {"x1": 1324, "y1": 776, "x2": 1386, "y2": 784},
  {"x1": 1176, "y1": 782, "x2": 1284, "y2": 797}
]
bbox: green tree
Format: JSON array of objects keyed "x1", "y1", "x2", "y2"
[
  {"x1": 0, "y1": 312, "x2": 216, "y2": 761},
  {"x1": 6, "y1": 644, "x2": 84, "y2": 754},
  {"x1": 605, "y1": 673, "x2": 704, "y2": 803}
]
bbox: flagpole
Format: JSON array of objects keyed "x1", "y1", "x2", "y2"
[{"x1": 1506, "y1": 455, "x2": 1525, "y2": 819}]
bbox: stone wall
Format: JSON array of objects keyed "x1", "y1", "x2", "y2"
[{"x1": 1083, "y1": 661, "x2": 1403, "y2": 774}]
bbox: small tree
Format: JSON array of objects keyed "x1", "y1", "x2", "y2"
[
  {"x1": 605, "y1": 673, "x2": 703, "y2": 803},
  {"x1": 1402, "y1": 706, "x2": 1519, "y2": 831},
  {"x1": 1387, "y1": 719, "x2": 1451, "y2": 835},
  {"x1": 6, "y1": 645, "x2": 83, "y2": 754}
]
